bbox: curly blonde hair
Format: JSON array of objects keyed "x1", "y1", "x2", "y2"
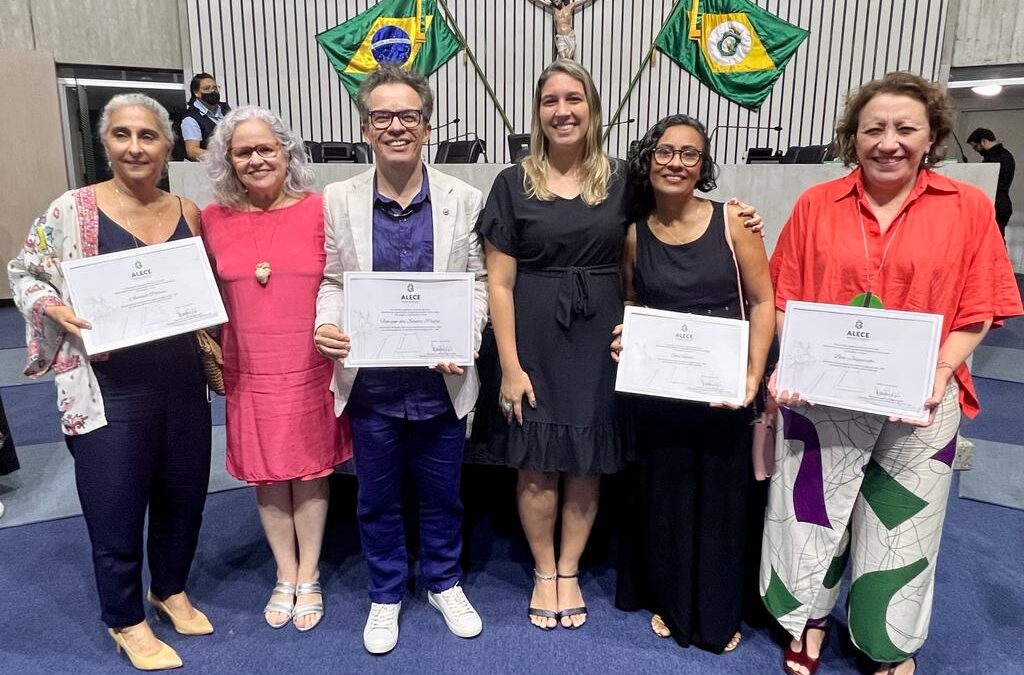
[{"x1": 833, "y1": 71, "x2": 953, "y2": 167}]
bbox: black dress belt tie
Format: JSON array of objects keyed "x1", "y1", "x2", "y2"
[{"x1": 521, "y1": 263, "x2": 620, "y2": 329}]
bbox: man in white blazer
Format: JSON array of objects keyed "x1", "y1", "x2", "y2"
[{"x1": 313, "y1": 67, "x2": 487, "y2": 655}]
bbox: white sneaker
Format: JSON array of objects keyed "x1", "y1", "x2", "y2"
[
  {"x1": 363, "y1": 601, "x2": 401, "y2": 654},
  {"x1": 427, "y1": 584, "x2": 482, "y2": 638}
]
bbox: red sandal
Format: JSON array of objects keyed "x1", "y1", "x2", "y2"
[{"x1": 783, "y1": 617, "x2": 831, "y2": 675}]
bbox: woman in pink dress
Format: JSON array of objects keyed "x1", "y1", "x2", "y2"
[{"x1": 201, "y1": 106, "x2": 351, "y2": 632}]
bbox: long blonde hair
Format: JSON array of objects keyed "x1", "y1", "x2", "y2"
[{"x1": 521, "y1": 59, "x2": 612, "y2": 206}]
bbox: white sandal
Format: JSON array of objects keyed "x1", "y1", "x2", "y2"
[
  {"x1": 292, "y1": 581, "x2": 324, "y2": 632},
  {"x1": 263, "y1": 581, "x2": 296, "y2": 629}
]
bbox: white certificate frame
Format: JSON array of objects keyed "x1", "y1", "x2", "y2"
[
  {"x1": 776, "y1": 301, "x2": 943, "y2": 422},
  {"x1": 60, "y1": 237, "x2": 227, "y2": 355},
  {"x1": 614, "y1": 305, "x2": 749, "y2": 405},
  {"x1": 343, "y1": 271, "x2": 475, "y2": 368}
]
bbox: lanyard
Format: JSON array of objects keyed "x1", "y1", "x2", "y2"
[{"x1": 854, "y1": 202, "x2": 908, "y2": 308}]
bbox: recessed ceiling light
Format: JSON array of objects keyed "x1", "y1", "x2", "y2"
[{"x1": 971, "y1": 84, "x2": 1003, "y2": 96}]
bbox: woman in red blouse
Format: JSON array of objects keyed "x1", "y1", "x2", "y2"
[{"x1": 760, "y1": 72, "x2": 1022, "y2": 675}]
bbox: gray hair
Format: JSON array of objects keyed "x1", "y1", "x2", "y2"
[
  {"x1": 203, "y1": 105, "x2": 316, "y2": 208},
  {"x1": 355, "y1": 66, "x2": 434, "y2": 125},
  {"x1": 98, "y1": 93, "x2": 174, "y2": 153}
]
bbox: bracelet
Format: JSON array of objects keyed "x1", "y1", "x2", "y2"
[{"x1": 936, "y1": 360, "x2": 956, "y2": 372}]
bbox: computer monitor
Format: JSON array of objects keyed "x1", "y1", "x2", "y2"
[
  {"x1": 780, "y1": 146, "x2": 801, "y2": 164},
  {"x1": 320, "y1": 142, "x2": 372, "y2": 163},
  {"x1": 304, "y1": 141, "x2": 322, "y2": 163},
  {"x1": 507, "y1": 133, "x2": 530, "y2": 163},
  {"x1": 435, "y1": 139, "x2": 486, "y2": 163}
]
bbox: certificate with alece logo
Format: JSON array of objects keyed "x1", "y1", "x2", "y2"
[
  {"x1": 60, "y1": 237, "x2": 228, "y2": 355},
  {"x1": 614, "y1": 305, "x2": 749, "y2": 405},
  {"x1": 343, "y1": 272, "x2": 475, "y2": 368},
  {"x1": 776, "y1": 301, "x2": 943, "y2": 422}
]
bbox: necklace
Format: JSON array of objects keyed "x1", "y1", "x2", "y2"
[
  {"x1": 852, "y1": 203, "x2": 908, "y2": 309},
  {"x1": 112, "y1": 183, "x2": 170, "y2": 248},
  {"x1": 244, "y1": 198, "x2": 289, "y2": 286}
]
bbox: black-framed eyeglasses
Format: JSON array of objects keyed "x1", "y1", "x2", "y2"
[
  {"x1": 228, "y1": 143, "x2": 280, "y2": 161},
  {"x1": 652, "y1": 145, "x2": 703, "y2": 167},
  {"x1": 367, "y1": 109, "x2": 424, "y2": 130}
]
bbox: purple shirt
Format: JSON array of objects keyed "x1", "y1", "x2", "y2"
[{"x1": 348, "y1": 169, "x2": 452, "y2": 420}]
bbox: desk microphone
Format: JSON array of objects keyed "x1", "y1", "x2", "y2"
[
  {"x1": 708, "y1": 124, "x2": 783, "y2": 144},
  {"x1": 432, "y1": 116, "x2": 461, "y2": 132},
  {"x1": 603, "y1": 117, "x2": 636, "y2": 128}
]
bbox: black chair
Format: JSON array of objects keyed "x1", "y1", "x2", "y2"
[
  {"x1": 435, "y1": 139, "x2": 486, "y2": 163},
  {"x1": 304, "y1": 141, "x2": 323, "y2": 163},
  {"x1": 745, "y1": 147, "x2": 779, "y2": 164},
  {"x1": 507, "y1": 133, "x2": 530, "y2": 163},
  {"x1": 320, "y1": 141, "x2": 372, "y2": 163},
  {"x1": 795, "y1": 144, "x2": 828, "y2": 164},
  {"x1": 780, "y1": 146, "x2": 801, "y2": 164}
]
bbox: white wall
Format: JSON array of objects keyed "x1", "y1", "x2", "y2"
[
  {"x1": 184, "y1": 0, "x2": 951, "y2": 164},
  {"x1": 952, "y1": 0, "x2": 1024, "y2": 66}
]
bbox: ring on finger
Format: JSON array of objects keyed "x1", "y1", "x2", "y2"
[{"x1": 502, "y1": 400, "x2": 513, "y2": 412}]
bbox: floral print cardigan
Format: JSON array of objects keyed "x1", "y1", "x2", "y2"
[{"x1": 8, "y1": 186, "x2": 106, "y2": 435}]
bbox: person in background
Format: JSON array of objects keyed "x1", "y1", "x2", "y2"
[
  {"x1": 611, "y1": 114, "x2": 775, "y2": 654},
  {"x1": 182, "y1": 72, "x2": 231, "y2": 161},
  {"x1": 9, "y1": 93, "x2": 213, "y2": 671},
  {"x1": 763, "y1": 73, "x2": 1022, "y2": 675},
  {"x1": 313, "y1": 66, "x2": 488, "y2": 655},
  {"x1": 967, "y1": 127, "x2": 1015, "y2": 239},
  {"x1": 201, "y1": 105, "x2": 352, "y2": 633}
]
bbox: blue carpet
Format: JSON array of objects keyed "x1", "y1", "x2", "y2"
[
  {"x1": 960, "y1": 376, "x2": 1024, "y2": 446},
  {"x1": 0, "y1": 469, "x2": 1022, "y2": 674},
  {"x1": 0, "y1": 305, "x2": 26, "y2": 349}
]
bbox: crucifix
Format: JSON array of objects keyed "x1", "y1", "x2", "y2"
[{"x1": 529, "y1": 0, "x2": 597, "y2": 60}]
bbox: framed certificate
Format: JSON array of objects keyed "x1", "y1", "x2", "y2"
[
  {"x1": 60, "y1": 237, "x2": 228, "y2": 355},
  {"x1": 343, "y1": 272, "x2": 475, "y2": 368},
  {"x1": 614, "y1": 305, "x2": 749, "y2": 405},
  {"x1": 776, "y1": 301, "x2": 943, "y2": 422}
]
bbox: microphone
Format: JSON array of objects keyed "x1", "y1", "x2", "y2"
[
  {"x1": 708, "y1": 124, "x2": 783, "y2": 144},
  {"x1": 603, "y1": 117, "x2": 636, "y2": 128},
  {"x1": 426, "y1": 130, "x2": 479, "y2": 146},
  {"x1": 432, "y1": 116, "x2": 461, "y2": 132}
]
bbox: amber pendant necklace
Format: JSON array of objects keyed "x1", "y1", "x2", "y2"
[{"x1": 245, "y1": 204, "x2": 283, "y2": 286}]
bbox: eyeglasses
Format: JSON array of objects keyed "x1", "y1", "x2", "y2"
[
  {"x1": 228, "y1": 143, "x2": 280, "y2": 161},
  {"x1": 652, "y1": 145, "x2": 703, "y2": 167},
  {"x1": 367, "y1": 109, "x2": 424, "y2": 130}
]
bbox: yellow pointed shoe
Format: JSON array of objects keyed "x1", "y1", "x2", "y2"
[
  {"x1": 148, "y1": 591, "x2": 214, "y2": 636},
  {"x1": 108, "y1": 628, "x2": 183, "y2": 671}
]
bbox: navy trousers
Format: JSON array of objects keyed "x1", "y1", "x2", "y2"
[
  {"x1": 348, "y1": 405, "x2": 467, "y2": 603},
  {"x1": 66, "y1": 379, "x2": 211, "y2": 628}
]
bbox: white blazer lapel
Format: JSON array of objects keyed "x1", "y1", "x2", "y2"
[
  {"x1": 348, "y1": 171, "x2": 375, "y2": 271},
  {"x1": 429, "y1": 168, "x2": 456, "y2": 272}
]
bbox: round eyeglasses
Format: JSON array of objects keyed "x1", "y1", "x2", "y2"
[
  {"x1": 652, "y1": 145, "x2": 703, "y2": 167},
  {"x1": 367, "y1": 109, "x2": 424, "y2": 130}
]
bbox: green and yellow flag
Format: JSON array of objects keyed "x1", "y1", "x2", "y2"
[
  {"x1": 655, "y1": 0, "x2": 809, "y2": 110},
  {"x1": 316, "y1": 0, "x2": 462, "y2": 99}
]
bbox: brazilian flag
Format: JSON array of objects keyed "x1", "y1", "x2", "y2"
[
  {"x1": 655, "y1": 0, "x2": 809, "y2": 110},
  {"x1": 316, "y1": 0, "x2": 462, "y2": 99}
]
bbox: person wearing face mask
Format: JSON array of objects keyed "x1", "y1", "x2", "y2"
[
  {"x1": 200, "y1": 106, "x2": 352, "y2": 633},
  {"x1": 181, "y1": 72, "x2": 231, "y2": 161},
  {"x1": 313, "y1": 66, "x2": 488, "y2": 654},
  {"x1": 8, "y1": 93, "x2": 213, "y2": 671}
]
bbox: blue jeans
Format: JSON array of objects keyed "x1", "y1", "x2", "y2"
[{"x1": 348, "y1": 404, "x2": 466, "y2": 603}]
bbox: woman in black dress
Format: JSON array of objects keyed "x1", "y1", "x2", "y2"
[
  {"x1": 479, "y1": 59, "x2": 628, "y2": 630},
  {"x1": 611, "y1": 115, "x2": 775, "y2": 653}
]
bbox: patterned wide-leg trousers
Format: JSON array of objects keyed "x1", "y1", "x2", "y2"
[{"x1": 759, "y1": 382, "x2": 960, "y2": 662}]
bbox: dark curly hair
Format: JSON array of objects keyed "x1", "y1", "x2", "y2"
[
  {"x1": 628, "y1": 114, "x2": 719, "y2": 220},
  {"x1": 833, "y1": 71, "x2": 953, "y2": 167}
]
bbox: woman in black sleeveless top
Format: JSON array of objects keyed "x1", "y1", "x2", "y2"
[{"x1": 611, "y1": 115, "x2": 775, "y2": 654}]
